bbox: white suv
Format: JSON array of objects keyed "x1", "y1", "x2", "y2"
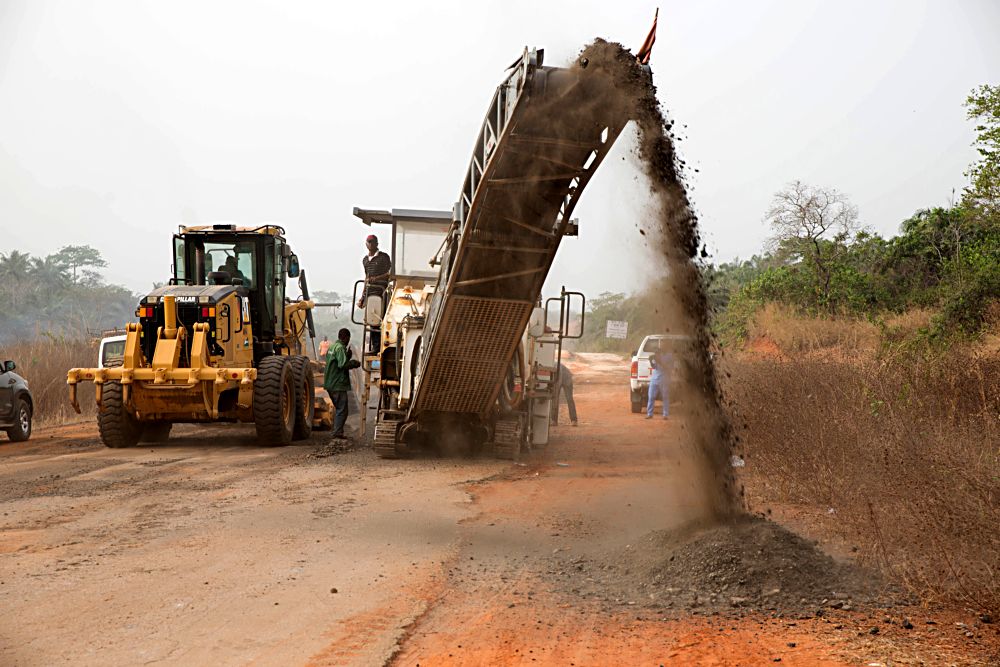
[
  {"x1": 629, "y1": 334, "x2": 688, "y2": 413},
  {"x1": 98, "y1": 334, "x2": 127, "y2": 368}
]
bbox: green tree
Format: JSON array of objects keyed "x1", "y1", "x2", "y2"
[
  {"x1": 52, "y1": 245, "x2": 108, "y2": 283},
  {"x1": 964, "y1": 84, "x2": 1000, "y2": 218},
  {"x1": 29, "y1": 255, "x2": 70, "y2": 289},
  {"x1": 0, "y1": 250, "x2": 32, "y2": 284},
  {"x1": 765, "y1": 181, "x2": 862, "y2": 311},
  {"x1": 702, "y1": 255, "x2": 770, "y2": 312},
  {"x1": 0, "y1": 250, "x2": 32, "y2": 309}
]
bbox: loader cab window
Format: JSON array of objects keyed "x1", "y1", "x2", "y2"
[
  {"x1": 262, "y1": 243, "x2": 276, "y2": 332},
  {"x1": 395, "y1": 220, "x2": 450, "y2": 278},
  {"x1": 173, "y1": 236, "x2": 186, "y2": 283},
  {"x1": 193, "y1": 241, "x2": 257, "y2": 288}
]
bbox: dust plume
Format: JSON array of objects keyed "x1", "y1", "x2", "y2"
[{"x1": 576, "y1": 39, "x2": 739, "y2": 519}]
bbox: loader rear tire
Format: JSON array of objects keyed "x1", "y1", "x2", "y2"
[
  {"x1": 254, "y1": 356, "x2": 296, "y2": 446},
  {"x1": 289, "y1": 355, "x2": 314, "y2": 441},
  {"x1": 98, "y1": 382, "x2": 142, "y2": 449},
  {"x1": 140, "y1": 422, "x2": 172, "y2": 443}
]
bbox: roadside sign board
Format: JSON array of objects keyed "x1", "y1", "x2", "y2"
[{"x1": 605, "y1": 320, "x2": 628, "y2": 339}]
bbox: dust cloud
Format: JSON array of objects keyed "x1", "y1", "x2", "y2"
[
  {"x1": 550, "y1": 42, "x2": 885, "y2": 609},
  {"x1": 577, "y1": 39, "x2": 739, "y2": 520}
]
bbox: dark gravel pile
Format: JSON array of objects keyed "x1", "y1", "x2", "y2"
[
  {"x1": 308, "y1": 437, "x2": 363, "y2": 458},
  {"x1": 555, "y1": 516, "x2": 891, "y2": 617}
]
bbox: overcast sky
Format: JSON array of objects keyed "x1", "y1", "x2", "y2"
[{"x1": 1, "y1": 0, "x2": 998, "y2": 301}]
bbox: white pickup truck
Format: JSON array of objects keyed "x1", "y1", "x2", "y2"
[
  {"x1": 98, "y1": 334, "x2": 127, "y2": 368},
  {"x1": 629, "y1": 334, "x2": 689, "y2": 413}
]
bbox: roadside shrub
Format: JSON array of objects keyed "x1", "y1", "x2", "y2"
[
  {"x1": 723, "y1": 350, "x2": 1000, "y2": 614},
  {"x1": 0, "y1": 335, "x2": 97, "y2": 427}
]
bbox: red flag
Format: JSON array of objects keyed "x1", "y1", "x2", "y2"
[{"x1": 636, "y1": 9, "x2": 658, "y2": 65}]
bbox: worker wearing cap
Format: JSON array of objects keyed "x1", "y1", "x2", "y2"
[
  {"x1": 358, "y1": 235, "x2": 392, "y2": 352},
  {"x1": 358, "y1": 235, "x2": 391, "y2": 305}
]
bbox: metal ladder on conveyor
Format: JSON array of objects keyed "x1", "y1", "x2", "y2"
[{"x1": 408, "y1": 47, "x2": 628, "y2": 421}]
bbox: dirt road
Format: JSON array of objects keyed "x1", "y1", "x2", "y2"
[{"x1": 1, "y1": 356, "x2": 995, "y2": 666}]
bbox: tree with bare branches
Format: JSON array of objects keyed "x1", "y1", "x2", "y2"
[{"x1": 765, "y1": 181, "x2": 862, "y2": 310}]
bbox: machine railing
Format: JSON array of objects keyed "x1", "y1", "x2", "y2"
[{"x1": 543, "y1": 287, "x2": 586, "y2": 386}]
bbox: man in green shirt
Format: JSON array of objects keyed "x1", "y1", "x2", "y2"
[{"x1": 324, "y1": 328, "x2": 361, "y2": 438}]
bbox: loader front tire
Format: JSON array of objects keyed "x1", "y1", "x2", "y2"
[
  {"x1": 98, "y1": 382, "x2": 142, "y2": 449},
  {"x1": 289, "y1": 355, "x2": 315, "y2": 441},
  {"x1": 254, "y1": 356, "x2": 296, "y2": 446}
]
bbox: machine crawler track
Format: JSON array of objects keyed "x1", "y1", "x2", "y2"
[
  {"x1": 491, "y1": 417, "x2": 524, "y2": 461},
  {"x1": 373, "y1": 419, "x2": 403, "y2": 459}
]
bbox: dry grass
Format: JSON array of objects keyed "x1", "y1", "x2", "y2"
[
  {"x1": 748, "y1": 303, "x2": 881, "y2": 357},
  {"x1": 722, "y1": 347, "x2": 1000, "y2": 614},
  {"x1": 0, "y1": 336, "x2": 98, "y2": 427}
]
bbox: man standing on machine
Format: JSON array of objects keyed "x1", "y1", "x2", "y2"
[{"x1": 357, "y1": 235, "x2": 391, "y2": 353}]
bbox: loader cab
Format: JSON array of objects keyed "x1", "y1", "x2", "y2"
[{"x1": 171, "y1": 224, "x2": 298, "y2": 358}]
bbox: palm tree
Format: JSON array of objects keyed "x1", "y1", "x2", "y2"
[
  {"x1": 0, "y1": 250, "x2": 32, "y2": 281},
  {"x1": 0, "y1": 250, "x2": 33, "y2": 309},
  {"x1": 30, "y1": 255, "x2": 70, "y2": 290}
]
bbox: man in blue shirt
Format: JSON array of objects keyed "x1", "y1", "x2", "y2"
[{"x1": 646, "y1": 339, "x2": 673, "y2": 420}]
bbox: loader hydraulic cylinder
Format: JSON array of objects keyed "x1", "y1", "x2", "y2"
[{"x1": 163, "y1": 294, "x2": 178, "y2": 339}]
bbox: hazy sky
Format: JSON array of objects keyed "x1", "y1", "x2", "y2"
[{"x1": 1, "y1": 0, "x2": 998, "y2": 301}]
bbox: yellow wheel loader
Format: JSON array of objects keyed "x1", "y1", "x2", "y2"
[{"x1": 67, "y1": 224, "x2": 324, "y2": 447}]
